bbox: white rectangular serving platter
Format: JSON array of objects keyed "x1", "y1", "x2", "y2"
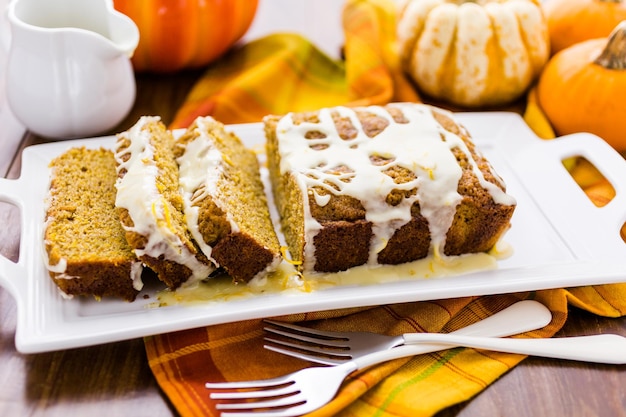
[{"x1": 0, "y1": 112, "x2": 625, "y2": 353}]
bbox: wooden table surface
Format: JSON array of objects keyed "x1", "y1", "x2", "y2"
[{"x1": 0, "y1": 63, "x2": 625, "y2": 417}]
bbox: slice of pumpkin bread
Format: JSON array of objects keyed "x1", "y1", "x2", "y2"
[
  {"x1": 174, "y1": 116, "x2": 282, "y2": 283},
  {"x1": 114, "y1": 116, "x2": 214, "y2": 289},
  {"x1": 44, "y1": 147, "x2": 143, "y2": 301}
]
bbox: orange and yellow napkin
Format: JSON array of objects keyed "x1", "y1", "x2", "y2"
[
  {"x1": 146, "y1": 1, "x2": 626, "y2": 416},
  {"x1": 169, "y1": 0, "x2": 418, "y2": 128}
]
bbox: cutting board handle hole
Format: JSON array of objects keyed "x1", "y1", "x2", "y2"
[
  {"x1": 563, "y1": 156, "x2": 615, "y2": 208},
  {"x1": 563, "y1": 156, "x2": 625, "y2": 244},
  {"x1": 0, "y1": 200, "x2": 21, "y2": 262}
]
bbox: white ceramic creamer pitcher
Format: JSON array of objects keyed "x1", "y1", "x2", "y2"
[{"x1": 5, "y1": 0, "x2": 139, "y2": 138}]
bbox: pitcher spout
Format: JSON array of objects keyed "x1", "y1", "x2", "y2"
[
  {"x1": 8, "y1": 0, "x2": 138, "y2": 57},
  {"x1": 106, "y1": 3, "x2": 140, "y2": 58}
]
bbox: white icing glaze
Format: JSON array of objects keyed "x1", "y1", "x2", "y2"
[
  {"x1": 114, "y1": 116, "x2": 213, "y2": 283},
  {"x1": 153, "y1": 251, "x2": 500, "y2": 307},
  {"x1": 250, "y1": 254, "x2": 283, "y2": 282},
  {"x1": 42, "y1": 237, "x2": 68, "y2": 274},
  {"x1": 176, "y1": 117, "x2": 240, "y2": 263},
  {"x1": 275, "y1": 103, "x2": 515, "y2": 270},
  {"x1": 130, "y1": 261, "x2": 144, "y2": 291}
]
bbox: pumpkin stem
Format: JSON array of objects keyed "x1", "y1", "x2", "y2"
[{"x1": 594, "y1": 21, "x2": 626, "y2": 70}]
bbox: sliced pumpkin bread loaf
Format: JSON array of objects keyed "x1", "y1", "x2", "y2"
[{"x1": 44, "y1": 147, "x2": 143, "y2": 301}]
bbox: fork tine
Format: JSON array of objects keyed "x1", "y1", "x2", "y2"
[
  {"x1": 264, "y1": 337, "x2": 352, "y2": 359},
  {"x1": 205, "y1": 374, "x2": 292, "y2": 390},
  {"x1": 210, "y1": 384, "x2": 297, "y2": 400},
  {"x1": 264, "y1": 319, "x2": 349, "y2": 340},
  {"x1": 215, "y1": 392, "x2": 305, "y2": 410},
  {"x1": 219, "y1": 403, "x2": 312, "y2": 417},
  {"x1": 264, "y1": 335, "x2": 350, "y2": 356},
  {"x1": 263, "y1": 327, "x2": 350, "y2": 349},
  {"x1": 264, "y1": 344, "x2": 347, "y2": 366}
]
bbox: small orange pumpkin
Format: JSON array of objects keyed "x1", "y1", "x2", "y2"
[
  {"x1": 537, "y1": 21, "x2": 626, "y2": 152},
  {"x1": 542, "y1": 0, "x2": 626, "y2": 54},
  {"x1": 113, "y1": 0, "x2": 258, "y2": 73}
]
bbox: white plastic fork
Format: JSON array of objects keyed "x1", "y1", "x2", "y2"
[
  {"x1": 263, "y1": 300, "x2": 552, "y2": 365},
  {"x1": 206, "y1": 332, "x2": 626, "y2": 417}
]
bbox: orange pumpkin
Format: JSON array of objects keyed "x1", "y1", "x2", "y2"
[
  {"x1": 542, "y1": 0, "x2": 626, "y2": 54},
  {"x1": 113, "y1": 0, "x2": 258, "y2": 73},
  {"x1": 537, "y1": 22, "x2": 626, "y2": 153}
]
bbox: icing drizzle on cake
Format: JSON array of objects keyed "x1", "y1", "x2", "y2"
[
  {"x1": 176, "y1": 116, "x2": 240, "y2": 262},
  {"x1": 114, "y1": 116, "x2": 213, "y2": 283},
  {"x1": 275, "y1": 103, "x2": 515, "y2": 270}
]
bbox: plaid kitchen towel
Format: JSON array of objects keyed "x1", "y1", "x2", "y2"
[
  {"x1": 145, "y1": 287, "x2": 625, "y2": 417},
  {"x1": 169, "y1": 0, "x2": 419, "y2": 128},
  {"x1": 146, "y1": 0, "x2": 626, "y2": 416}
]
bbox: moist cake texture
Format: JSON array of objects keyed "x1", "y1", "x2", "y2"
[
  {"x1": 44, "y1": 147, "x2": 143, "y2": 301},
  {"x1": 174, "y1": 116, "x2": 282, "y2": 283},
  {"x1": 264, "y1": 103, "x2": 516, "y2": 274},
  {"x1": 114, "y1": 116, "x2": 214, "y2": 288}
]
